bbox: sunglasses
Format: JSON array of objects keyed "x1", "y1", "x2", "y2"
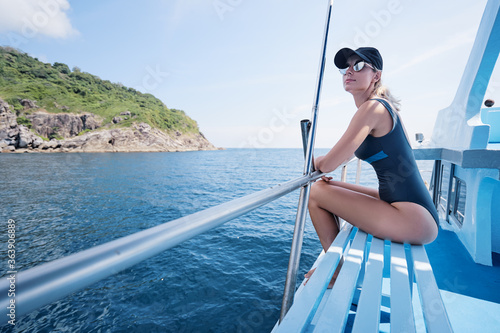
[{"x1": 339, "y1": 61, "x2": 376, "y2": 75}]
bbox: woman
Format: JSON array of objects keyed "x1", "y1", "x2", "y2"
[{"x1": 305, "y1": 47, "x2": 439, "y2": 286}]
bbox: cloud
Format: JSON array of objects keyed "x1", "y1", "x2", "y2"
[{"x1": 0, "y1": 0, "x2": 78, "y2": 39}]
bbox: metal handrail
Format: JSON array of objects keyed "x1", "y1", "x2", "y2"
[
  {"x1": 341, "y1": 157, "x2": 362, "y2": 184},
  {"x1": 279, "y1": 0, "x2": 334, "y2": 321},
  {"x1": 0, "y1": 170, "x2": 323, "y2": 324}
]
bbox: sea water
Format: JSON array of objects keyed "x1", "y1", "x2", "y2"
[{"x1": 0, "y1": 149, "x2": 432, "y2": 332}]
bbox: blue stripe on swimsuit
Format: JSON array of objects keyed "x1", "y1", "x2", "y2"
[{"x1": 364, "y1": 150, "x2": 388, "y2": 164}]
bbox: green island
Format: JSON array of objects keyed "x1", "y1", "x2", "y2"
[{"x1": 0, "y1": 46, "x2": 215, "y2": 152}]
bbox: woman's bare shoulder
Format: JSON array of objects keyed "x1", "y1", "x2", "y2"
[{"x1": 356, "y1": 98, "x2": 387, "y2": 117}]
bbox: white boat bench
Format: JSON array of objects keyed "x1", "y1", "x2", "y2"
[{"x1": 275, "y1": 222, "x2": 453, "y2": 332}]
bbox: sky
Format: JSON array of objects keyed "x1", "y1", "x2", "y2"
[{"x1": 0, "y1": 0, "x2": 496, "y2": 149}]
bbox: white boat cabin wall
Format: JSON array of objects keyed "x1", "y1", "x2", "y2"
[{"x1": 416, "y1": 0, "x2": 500, "y2": 266}]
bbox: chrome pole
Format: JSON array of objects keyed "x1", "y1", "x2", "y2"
[
  {"x1": 341, "y1": 164, "x2": 348, "y2": 182},
  {"x1": 280, "y1": 0, "x2": 334, "y2": 321},
  {"x1": 300, "y1": 119, "x2": 311, "y2": 158},
  {"x1": 356, "y1": 159, "x2": 362, "y2": 184}
]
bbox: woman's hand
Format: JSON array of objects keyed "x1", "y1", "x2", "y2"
[
  {"x1": 321, "y1": 176, "x2": 333, "y2": 183},
  {"x1": 320, "y1": 176, "x2": 333, "y2": 183}
]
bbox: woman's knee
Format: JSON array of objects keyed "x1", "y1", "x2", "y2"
[
  {"x1": 309, "y1": 180, "x2": 339, "y2": 207},
  {"x1": 309, "y1": 183, "x2": 319, "y2": 208},
  {"x1": 309, "y1": 180, "x2": 327, "y2": 201},
  {"x1": 420, "y1": 221, "x2": 438, "y2": 244}
]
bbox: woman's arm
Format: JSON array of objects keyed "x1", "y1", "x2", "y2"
[{"x1": 315, "y1": 100, "x2": 386, "y2": 173}]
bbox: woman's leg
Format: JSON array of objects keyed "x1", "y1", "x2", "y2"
[
  {"x1": 308, "y1": 179, "x2": 437, "y2": 245},
  {"x1": 305, "y1": 179, "x2": 437, "y2": 288},
  {"x1": 309, "y1": 196, "x2": 340, "y2": 252},
  {"x1": 307, "y1": 179, "x2": 377, "y2": 253},
  {"x1": 303, "y1": 180, "x2": 355, "y2": 287},
  {"x1": 326, "y1": 180, "x2": 380, "y2": 199}
]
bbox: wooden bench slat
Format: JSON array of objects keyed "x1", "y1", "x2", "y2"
[
  {"x1": 314, "y1": 230, "x2": 368, "y2": 332},
  {"x1": 411, "y1": 245, "x2": 453, "y2": 333},
  {"x1": 351, "y1": 237, "x2": 385, "y2": 333},
  {"x1": 275, "y1": 223, "x2": 354, "y2": 332},
  {"x1": 390, "y1": 242, "x2": 416, "y2": 333}
]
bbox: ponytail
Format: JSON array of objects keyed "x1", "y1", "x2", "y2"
[{"x1": 373, "y1": 80, "x2": 401, "y2": 112}]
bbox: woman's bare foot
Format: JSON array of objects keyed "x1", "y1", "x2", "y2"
[
  {"x1": 303, "y1": 263, "x2": 341, "y2": 289},
  {"x1": 303, "y1": 267, "x2": 316, "y2": 285}
]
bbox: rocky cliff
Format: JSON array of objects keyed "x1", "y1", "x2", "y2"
[{"x1": 0, "y1": 98, "x2": 217, "y2": 153}]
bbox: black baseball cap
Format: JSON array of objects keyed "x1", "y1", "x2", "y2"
[{"x1": 334, "y1": 47, "x2": 383, "y2": 71}]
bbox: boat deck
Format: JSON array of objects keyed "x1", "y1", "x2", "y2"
[{"x1": 425, "y1": 229, "x2": 500, "y2": 333}]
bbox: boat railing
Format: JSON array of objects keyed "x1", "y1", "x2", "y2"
[
  {"x1": 0, "y1": 170, "x2": 324, "y2": 324},
  {"x1": 341, "y1": 157, "x2": 362, "y2": 184}
]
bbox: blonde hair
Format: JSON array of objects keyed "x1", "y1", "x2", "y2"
[{"x1": 373, "y1": 79, "x2": 401, "y2": 112}]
